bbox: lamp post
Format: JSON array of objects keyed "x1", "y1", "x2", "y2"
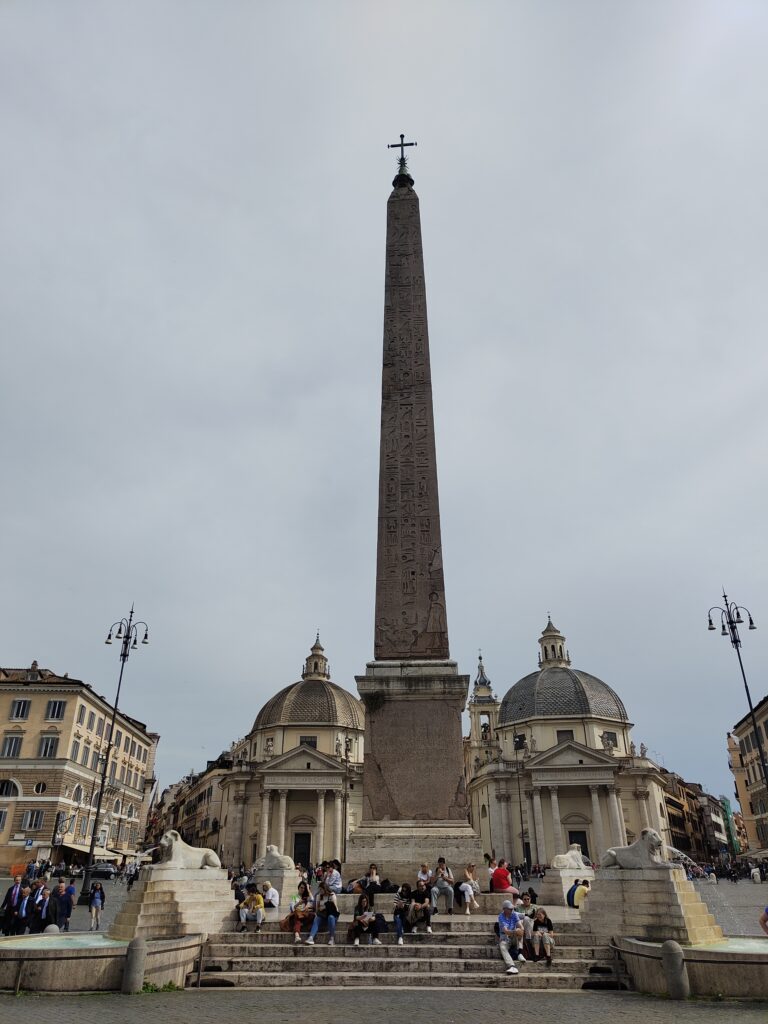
[
  {"x1": 708, "y1": 591, "x2": 768, "y2": 812},
  {"x1": 513, "y1": 734, "x2": 528, "y2": 869},
  {"x1": 79, "y1": 606, "x2": 149, "y2": 902}
]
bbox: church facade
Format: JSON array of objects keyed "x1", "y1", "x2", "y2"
[{"x1": 464, "y1": 619, "x2": 669, "y2": 866}]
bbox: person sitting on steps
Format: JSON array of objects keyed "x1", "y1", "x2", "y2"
[
  {"x1": 497, "y1": 899, "x2": 526, "y2": 975},
  {"x1": 304, "y1": 882, "x2": 339, "y2": 945},
  {"x1": 237, "y1": 884, "x2": 264, "y2": 932},
  {"x1": 531, "y1": 907, "x2": 555, "y2": 965},
  {"x1": 458, "y1": 863, "x2": 481, "y2": 915},
  {"x1": 393, "y1": 882, "x2": 413, "y2": 945},
  {"x1": 409, "y1": 878, "x2": 433, "y2": 934},
  {"x1": 350, "y1": 894, "x2": 381, "y2": 946},
  {"x1": 431, "y1": 856, "x2": 454, "y2": 914}
]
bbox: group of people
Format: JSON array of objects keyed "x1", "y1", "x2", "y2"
[{"x1": 1, "y1": 872, "x2": 108, "y2": 935}]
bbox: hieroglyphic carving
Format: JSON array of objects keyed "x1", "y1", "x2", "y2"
[{"x1": 374, "y1": 181, "x2": 449, "y2": 660}]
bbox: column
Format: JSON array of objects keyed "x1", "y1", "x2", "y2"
[
  {"x1": 333, "y1": 790, "x2": 343, "y2": 858},
  {"x1": 616, "y1": 791, "x2": 628, "y2": 844},
  {"x1": 525, "y1": 791, "x2": 538, "y2": 864},
  {"x1": 637, "y1": 790, "x2": 650, "y2": 828},
  {"x1": 532, "y1": 787, "x2": 547, "y2": 864},
  {"x1": 316, "y1": 790, "x2": 326, "y2": 862},
  {"x1": 499, "y1": 794, "x2": 511, "y2": 858},
  {"x1": 258, "y1": 789, "x2": 271, "y2": 858},
  {"x1": 276, "y1": 789, "x2": 288, "y2": 855},
  {"x1": 589, "y1": 785, "x2": 606, "y2": 859},
  {"x1": 608, "y1": 787, "x2": 624, "y2": 846},
  {"x1": 549, "y1": 786, "x2": 563, "y2": 854}
]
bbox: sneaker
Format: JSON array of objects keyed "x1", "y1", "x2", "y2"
[
  {"x1": 412, "y1": 927, "x2": 418, "y2": 934},
  {"x1": 327, "y1": 938, "x2": 335, "y2": 946},
  {"x1": 506, "y1": 965, "x2": 519, "y2": 975},
  {"x1": 517, "y1": 953, "x2": 526, "y2": 962},
  {"x1": 304, "y1": 937, "x2": 314, "y2": 945},
  {"x1": 397, "y1": 937, "x2": 404, "y2": 946},
  {"x1": 294, "y1": 933, "x2": 301, "y2": 943},
  {"x1": 426, "y1": 926, "x2": 433, "y2": 934},
  {"x1": 353, "y1": 938, "x2": 360, "y2": 946},
  {"x1": 372, "y1": 938, "x2": 382, "y2": 945},
  {"x1": 465, "y1": 907, "x2": 471, "y2": 915},
  {"x1": 447, "y1": 908, "x2": 453, "y2": 915}
]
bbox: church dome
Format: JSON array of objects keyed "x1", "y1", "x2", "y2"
[
  {"x1": 498, "y1": 619, "x2": 628, "y2": 725},
  {"x1": 252, "y1": 636, "x2": 364, "y2": 732}
]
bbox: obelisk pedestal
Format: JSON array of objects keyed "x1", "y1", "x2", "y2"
[{"x1": 345, "y1": 146, "x2": 482, "y2": 878}]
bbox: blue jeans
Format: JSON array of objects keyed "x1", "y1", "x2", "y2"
[{"x1": 309, "y1": 913, "x2": 336, "y2": 940}]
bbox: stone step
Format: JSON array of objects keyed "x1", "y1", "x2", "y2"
[
  {"x1": 199, "y1": 955, "x2": 622, "y2": 974},
  {"x1": 190, "y1": 969, "x2": 627, "y2": 990},
  {"x1": 206, "y1": 929, "x2": 612, "y2": 947},
  {"x1": 204, "y1": 941, "x2": 614, "y2": 959}
]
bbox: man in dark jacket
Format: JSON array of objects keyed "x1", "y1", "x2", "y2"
[{"x1": 31, "y1": 887, "x2": 59, "y2": 932}]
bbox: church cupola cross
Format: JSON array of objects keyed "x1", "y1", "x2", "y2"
[{"x1": 388, "y1": 133, "x2": 417, "y2": 172}]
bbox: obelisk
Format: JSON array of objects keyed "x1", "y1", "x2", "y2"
[{"x1": 346, "y1": 138, "x2": 481, "y2": 876}]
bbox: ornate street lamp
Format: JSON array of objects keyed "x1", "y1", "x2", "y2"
[
  {"x1": 708, "y1": 590, "x2": 768, "y2": 808},
  {"x1": 79, "y1": 606, "x2": 149, "y2": 901}
]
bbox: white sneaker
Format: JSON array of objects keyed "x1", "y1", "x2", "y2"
[
  {"x1": 304, "y1": 937, "x2": 314, "y2": 945},
  {"x1": 353, "y1": 938, "x2": 360, "y2": 946},
  {"x1": 506, "y1": 965, "x2": 519, "y2": 975},
  {"x1": 327, "y1": 938, "x2": 335, "y2": 946},
  {"x1": 397, "y1": 937, "x2": 404, "y2": 945},
  {"x1": 465, "y1": 907, "x2": 471, "y2": 915},
  {"x1": 372, "y1": 938, "x2": 382, "y2": 945},
  {"x1": 426, "y1": 926, "x2": 433, "y2": 934},
  {"x1": 294, "y1": 933, "x2": 301, "y2": 943},
  {"x1": 412, "y1": 927, "x2": 417, "y2": 934},
  {"x1": 517, "y1": 953, "x2": 526, "y2": 962}
]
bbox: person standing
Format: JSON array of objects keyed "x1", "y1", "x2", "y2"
[
  {"x1": 497, "y1": 900, "x2": 526, "y2": 975},
  {"x1": 430, "y1": 857, "x2": 454, "y2": 914},
  {"x1": 31, "y1": 887, "x2": 59, "y2": 933},
  {"x1": 1, "y1": 875, "x2": 23, "y2": 936},
  {"x1": 89, "y1": 882, "x2": 106, "y2": 930},
  {"x1": 55, "y1": 880, "x2": 74, "y2": 932},
  {"x1": 13, "y1": 887, "x2": 33, "y2": 935}
]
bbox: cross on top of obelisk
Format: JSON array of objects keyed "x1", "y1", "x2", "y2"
[{"x1": 387, "y1": 133, "x2": 417, "y2": 173}]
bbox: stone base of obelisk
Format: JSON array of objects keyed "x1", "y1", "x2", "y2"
[
  {"x1": 346, "y1": 659, "x2": 483, "y2": 879},
  {"x1": 537, "y1": 866, "x2": 595, "y2": 907}
]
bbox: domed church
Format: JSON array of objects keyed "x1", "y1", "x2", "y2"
[
  {"x1": 465, "y1": 619, "x2": 668, "y2": 865},
  {"x1": 215, "y1": 637, "x2": 365, "y2": 868}
]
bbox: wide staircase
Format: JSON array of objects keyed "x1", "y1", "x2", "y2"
[{"x1": 189, "y1": 915, "x2": 629, "y2": 990}]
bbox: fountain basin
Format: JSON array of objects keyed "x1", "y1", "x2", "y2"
[
  {"x1": 617, "y1": 936, "x2": 768, "y2": 998},
  {"x1": 0, "y1": 932, "x2": 201, "y2": 992}
]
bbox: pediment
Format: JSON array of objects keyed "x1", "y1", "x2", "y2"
[
  {"x1": 526, "y1": 740, "x2": 617, "y2": 769},
  {"x1": 262, "y1": 743, "x2": 342, "y2": 774}
]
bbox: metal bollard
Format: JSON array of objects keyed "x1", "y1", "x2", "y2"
[
  {"x1": 122, "y1": 936, "x2": 148, "y2": 994},
  {"x1": 661, "y1": 939, "x2": 690, "y2": 1000}
]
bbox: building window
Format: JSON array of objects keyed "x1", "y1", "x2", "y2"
[
  {"x1": 79, "y1": 817, "x2": 88, "y2": 837},
  {"x1": 45, "y1": 701, "x2": 66, "y2": 721},
  {"x1": 130, "y1": 740, "x2": 137, "y2": 757},
  {"x1": 300, "y1": 736, "x2": 318, "y2": 748},
  {"x1": 91, "y1": 749, "x2": 100, "y2": 770},
  {"x1": 38, "y1": 737, "x2": 59, "y2": 758},
  {"x1": 10, "y1": 700, "x2": 31, "y2": 721},
  {"x1": 72, "y1": 784, "x2": 83, "y2": 804},
  {"x1": 105, "y1": 723, "x2": 112, "y2": 742},
  {"x1": 556, "y1": 730, "x2": 574, "y2": 744},
  {"x1": 1, "y1": 736, "x2": 22, "y2": 758},
  {"x1": 22, "y1": 809, "x2": 44, "y2": 831},
  {"x1": 0, "y1": 780, "x2": 19, "y2": 797},
  {"x1": 603, "y1": 731, "x2": 618, "y2": 746},
  {"x1": 81, "y1": 746, "x2": 90, "y2": 767},
  {"x1": 34, "y1": 781, "x2": 47, "y2": 795},
  {"x1": 114, "y1": 798, "x2": 121, "y2": 814},
  {"x1": 142, "y1": 748, "x2": 148, "y2": 763},
  {"x1": 96, "y1": 718, "x2": 104, "y2": 737},
  {"x1": 0, "y1": 810, "x2": 6, "y2": 831},
  {"x1": 87, "y1": 711, "x2": 95, "y2": 731},
  {"x1": 77, "y1": 705, "x2": 86, "y2": 725},
  {"x1": 119, "y1": 766, "x2": 125, "y2": 782},
  {"x1": 124, "y1": 735, "x2": 130, "y2": 752},
  {"x1": 109, "y1": 762, "x2": 116, "y2": 783}
]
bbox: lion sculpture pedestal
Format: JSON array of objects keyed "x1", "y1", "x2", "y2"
[
  {"x1": 538, "y1": 844, "x2": 595, "y2": 907},
  {"x1": 581, "y1": 830, "x2": 723, "y2": 945},
  {"x1": 109, "y1": 831, "x2": 234, "y2": 942}
]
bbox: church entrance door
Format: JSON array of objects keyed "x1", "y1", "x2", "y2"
[
  {"x1": 568, "y1": 830, "x2": 589, "y2": 861},
  {"x1": 293, "y1": 831, "x2": 311, "y2": 867}
]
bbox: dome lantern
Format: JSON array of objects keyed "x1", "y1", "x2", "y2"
[
  {"x1": 302, "y1": 632, "x2": 330, "y2": 681},
  {"x1": 537, "y1": 616, "x2": 571, "y2": 668}
]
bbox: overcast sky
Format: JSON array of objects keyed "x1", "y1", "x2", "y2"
[{"x1": 2, "y1": 2, "x2": 767, "y2": 806}]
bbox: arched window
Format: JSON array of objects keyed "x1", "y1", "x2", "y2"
[
  {"x1": 0, "y1": 780, "x2": 19, "y2": 797},
  {"x1": 559, "y1": 645, "x2": 563, "y2": 658},
  {"x1": 113, "y1": 799, "x2": 121, "y2": 815},
  {"x1": 481, "y1": 804, "x2": 487, "y2": 819},
  {"x1": 127, "y1": 804, "x2": 135, "y2": 820},
  {"x1": 551, "y1": 645, "x2": 556, "y2": 658},
  {"x1": 313, "y1": 660, "x2": 318, "y2": 671},
  {"x1": 73, "y1": 784, "x2": 83, "y2": 804}
]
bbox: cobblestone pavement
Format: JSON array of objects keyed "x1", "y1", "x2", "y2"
[
  {"x1": 67, "y1": 875, "x2": 130, "y2": 934},
  {"x1": 2, "y1": 990, "x2": 767, "y2": 1024},
  {"x1": 693, "y1": 878, "x2": 768, "y2": 936}
]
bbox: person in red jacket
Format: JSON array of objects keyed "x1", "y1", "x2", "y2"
[{"x1": 491, "y1": 859, "x2": 518, "y2": 894}]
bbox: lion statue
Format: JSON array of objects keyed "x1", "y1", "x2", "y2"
[
  {"x1": 552, "y1": 843, "x2": 590, "y2": 870},
  {"x1": 251, "y1": 844, "x2": 295, "y2": 872},
  {"x1": 600, "y1": 827, "x2": 665, "y2": 869},
  {"x1": 158, "y1": 829, "x2": 221, "y2": 869}
]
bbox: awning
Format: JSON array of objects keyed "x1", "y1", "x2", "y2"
[{"x1": 60, "y1": 841, "x2": 117, "y2": 860}]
